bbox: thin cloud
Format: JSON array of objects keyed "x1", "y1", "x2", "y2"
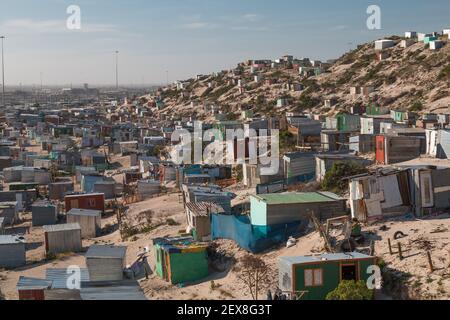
[{"x1": 242, "y1": 13, "x2": 263, "y2": 22}]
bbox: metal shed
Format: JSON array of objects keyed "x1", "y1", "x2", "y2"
[
  {"x1": 67, "y1": 208, "x2": 102, "y2": 239},
  {"x1": 49, "y1": 181, "x2": 74, "y2": 201},
  {"x1": 0, "y1": 201, "x2": 19, "y2": 225},
  {"x1": 349, "y1": 134, "x2": 376, "y2": 154},
  {"x1": 16, "y1": 276, "x2": 53, "y2": 300},
  {"x1": 80, "y1": 280, "x2": 146, "y2": 300},
  {"x1": 32, "y1": 200, "x2": 58, "y2": 227},
  {"x1": 0, "y1": 235, "x2": 26, "y2": 268},
  {"x1": 43, "y1": 223, "x2": 82, "y2": 255},
  {"x1": 93, "y1": 181, "x2": 116, "y2": 199},
  {"x1": 85, "y1": 245, "x2": 127, "y2": 282},
  {"x1": 283, "y1": 152, "x2": 316, "y2": 184},
  {"x1": 250, "y1": 192, "x2": 347, "y2": 227}
]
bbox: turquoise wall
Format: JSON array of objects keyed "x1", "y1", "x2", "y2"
[{"x1": 250, "y1": 197, "x2": 267, "y2": 226}]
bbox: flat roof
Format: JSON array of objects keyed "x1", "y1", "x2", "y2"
[
  {"x1": 252, "y1": 192, "x2": 343, "y2": 205},
  {"x1": 80, "y1": 280, "x2": 146, "y2": 301},
  {"x1": 280, "y1": 252, "x2": 374, "y2": 265},
  {"x1": 17, "y1": 276, "x2": 53, "y2": 290},
  {"x1": 67, "y1": 208, "x2": 102, "y2": 217},
  {"x1": 65, "y1": 193, "x2": 105, "y2": 198},
  {"x1": 43, "y1": 223, "x2": 81, "y2": 232},
  {"x1": 0, "y1": 235, "x2": 26, "y2": 245},
  {"x1": 85, "y1": 245, "x2": 127, "y2": 259}
]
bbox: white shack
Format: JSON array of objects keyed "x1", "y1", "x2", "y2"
[
  {"x1": 374, "y1": 39, "x2": 396, "y2": 50},
  {"x1": 67, "y1": 208, "x2": 102, "y2": 239},
  {"x1": 43, "y1": 223, "x2": 82, "y2": 255},
  {"x1": 86, "y1": 245, "x2": 127, "y2": 282}
]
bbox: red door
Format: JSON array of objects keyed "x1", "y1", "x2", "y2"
[{"x1": 376, "y1": 136, "x2": 385, "y2": 164}]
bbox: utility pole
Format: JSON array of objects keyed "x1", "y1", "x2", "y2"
[
  {"x1": 115, "y1": 50, "x2": 119, "y2": 90},
  {"x1": 1, "y1": 36, "x2": 5, "y2": 107}
]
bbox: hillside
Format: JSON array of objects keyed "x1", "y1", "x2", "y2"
[{"x1": 143, "y1": 35, "x2": 450, "y2": 121}]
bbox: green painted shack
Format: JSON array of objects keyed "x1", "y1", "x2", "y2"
[
  {"x1": 423, "y1": 36, "x2": 438, "y2": 44},
  {"x1": 336, "y1": 114, "x2": 361, "y2": 132},
  {"x1": 278, "y1": 252, "x2": 376, "y2": 300},
  {"x1": 152, "y1": 236, "x2": 209, "y2": 285},
  {"x1": 390, "y1": 110, "x2": 416, "y2": 124}
]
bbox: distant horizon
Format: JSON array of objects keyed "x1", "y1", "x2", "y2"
[{"x1": 1, "y1": 0, "x2": 449, "y2": 85}]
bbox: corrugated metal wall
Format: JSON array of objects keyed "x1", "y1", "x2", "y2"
[{"x1": 0, "y1": 242, "x2": 26, "y2": 268}]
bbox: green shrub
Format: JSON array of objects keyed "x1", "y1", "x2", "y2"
[
  {"x1": 326, "y1": 281, "x2": 374, "y2": 300},
  {"x1": 409, "y1": 100, "x2": 423, "y2": 112},
  {"x1": 438, "y1": 64, "x2": 450, "y2": 80},
  {"x1": 322, "y1": 161, "x2": 368, "y2": 192},
  {"x1": 166, "y1": 218, "x2": 180, "y2": 226}
]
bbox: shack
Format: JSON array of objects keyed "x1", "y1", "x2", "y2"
[
  {"x1": 349, "y1": 134, "x2": 376, "y2": 154},
  {"x1": 16, "y1": 276, "x2": 53, "y2": 300},
  {"x1": 0, "y1": 235, "x2": 26, "y2": 268},
  {"x1": 43, "y1": 223, "x2": 82, "y2": 255},
  {"x1": 67, "y1": 208, "x2": 102, "y2": 238},
  {"x1": 250, "y1": 192, "x2": 347, "y2": 227},
  {"x1": 185, "y1": 202, "x2": 225, "y2": 241},
  {"x1": 376, "y1": 135, "x2": 424, "y2": 164},
  {"x1": 321, "y1": 131, "x2": 353, "y2": 152},
  {"x1": 49, "y1": 181, "x2": 74, "y2": 201},
  {"x1": 0, "y1": 201, "x2": 19, "y2": 225},
  {"x1": 32, "y1": 200, "x2": 58, "y2": 227},
  {"x1": 283, "y1": 152, "x2": 316, "y2": 184},
  {"x1": 278, "y1": 253, "x2": 376, "y2": 300},
  {"x1": 65, "y1": 193, "x2": 105, "y2": 212},
  {"x1": 349, "y1": 170, "x2": 411, "y2": 223},
  {"x1": 153, "y1": 236, "x2": 209, "y2": 285},
  {"x1": 86, "y1": 245, "x2": 127, "y2": 282}
]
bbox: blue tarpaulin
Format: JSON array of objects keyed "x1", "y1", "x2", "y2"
[{"x1": 211, "y1": 214, "x2": 302, "y2": 253}]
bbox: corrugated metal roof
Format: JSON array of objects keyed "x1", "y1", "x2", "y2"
[
  {"x1": 32, "y1": 200, "x2": 55, "y2": 208},
  {"x1": 185, "y1": 202, "x2": 225, "y2": 216},
  {"x1": 67, "y1": 208, "x2": 102, "y2": 217},
  {"x1": 80, "y1": 281, "x2": 146, "y2": 300},
  {"x1": 283, "y1": 152, "x2": 316, "y2": 161},
  {"x1": 43, "y1": 223, "x2": 81, "y2": 233},
  {"x1": 85, "y1": 245, "x2": 127, "y2": 259},
  {"x1": 46, "y1": 268, "x2": 90, "y2": 289},
  {"x1": 65, "y1": 193, "x2": 105, "y2": 199},
  {"x1": 279, "y1": 252, "x2": 374, "y2": 265},
  {"x1": 17, "y1": 276, "x2": 53, "y2": 290},
  {"x1": 253, "y1": 192, "x2": 341, "y2": 205},
  {"x1": 0, "y1": 235, "x2": 26, "y2": 245}
]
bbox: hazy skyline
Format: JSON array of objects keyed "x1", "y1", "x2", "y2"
[{"x1": 1, "y1": 0, "x2": 449, "y2": 86}]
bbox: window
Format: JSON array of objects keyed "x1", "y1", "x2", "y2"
[{"x1": 304, "y1": 269, "x2": 323, "y2": 287}]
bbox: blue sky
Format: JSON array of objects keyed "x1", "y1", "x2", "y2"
[{"x1": 0, "y1": 0, "x2": 449, "y2": 86}]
